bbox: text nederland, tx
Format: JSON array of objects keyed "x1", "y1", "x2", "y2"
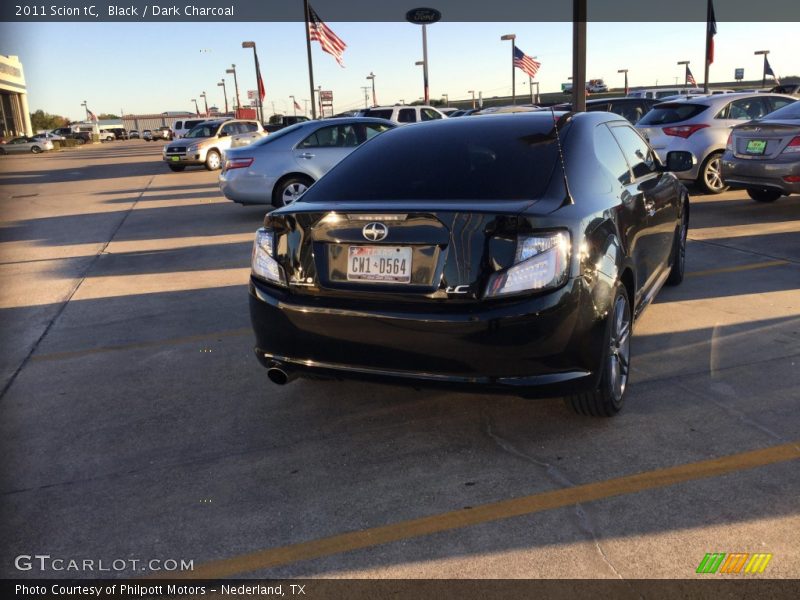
[{"x1": 15, "y1": 583, "x2": 307, "y2": 596}]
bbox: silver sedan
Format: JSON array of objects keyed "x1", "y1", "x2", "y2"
[
  {"x1": 0, "y1": 137, "x2": 54, "y2": 154},
  {"x1": 219, "y1": 117, "x2": 396, "y2": 207}
]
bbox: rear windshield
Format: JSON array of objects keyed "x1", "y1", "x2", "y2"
[
  {"x1": 638, "y1": 103, "x2": 708, "y2": 125},
  {"x1": 362, "y1": 109, "x2": 393, "y2": 120},
  {"x1": 299, "y1": 118, "x2": 560, "y2": 202},
  {"x1": 764, "y1": 101, "x2": 800, "y2": 120}
]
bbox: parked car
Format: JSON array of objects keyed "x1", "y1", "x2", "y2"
[
  {"x1": 587, "y1": 79, "x2": 608, "y2": 93},
  {"x1": 153, "y1": 126, "x2": 173, "y2": 141},
  {"x1": 142, "y1": 130, "x2": 153, "y2": 141},
  {"x1": 32, "y1": 131, "x2": 66, "y2": 142},
  {"x1": 439, "y1": 107, "x2": 460, "y2": 117},
  {"x1": 551, "y1": 97, "x2": 657, "y2": 125},
  {"x1": 447, "y1": 110, "x2": 467, "y2": 118},
  {"x1": 129, "y1": 130, "x2": 140, "y2": 139},
  {"x1": 359, "y1": 105, "x2": 448, "y2": 124},
  {"x1": 264, "y1": 114, "x2": 311, "y2": 134},
  {"x1": 628, "y1": 88, "x2": 707, "y2": 100},
  {"x1": 0, "y1": 136, "x2": 54, "y2": 154},
  {"x1": 770, "y1": 84, "x2": 800, "y2": 97},
  {"x1": 248, "y1": 112, "x2": 694, "y2": 415},
  {"x1": 220, "y1": 117, "x2": 396, "y2": 207},
  {"x1": 172, "y1": 118, "x2": 208, "y2": 139},
  {"x1": 109, "y1": 128, "x2": 128, "y2": 140},
  {"x1": 636, "y1": 92, "x2": 797, "y2": 193},
  {"x1": 51, "y1": 127, "x2": 90, "y2": 145},
  {"x1": 721, "y1": 100, "x2": 800, "y2": 202},
  {"x1": 162, "y1": 118, "x2": 264, "y2": 171}
]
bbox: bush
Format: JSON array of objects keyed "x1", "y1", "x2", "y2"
[{"x1": 53, "y1": 139, "x2": 81, "y2": 149}]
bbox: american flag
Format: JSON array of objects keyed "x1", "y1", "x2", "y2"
[
  {"x1": 706, "y1": 0, "x2": 717, "y2": 64},
  {"x1": 308, "y1": 5, "x2": 347, "y2": 67},
  {"x1": 293, "y1": 98, "x2": 302, "y2": 111},
  {"x1": 255, "y1": 52, "x2": 266, "y2": 101},
  {"x1": 686, "y1": 66, "x2": 697, "y2": 87},
  {"x1": 87, "y1": 110, "x2": 98, "y2": 121},
  {"x1": 513, "y1": 46, "x2": 541, "y2": 79},
  {"x1": 765, "y1": 56, "x2": 780, "y2": 84}
]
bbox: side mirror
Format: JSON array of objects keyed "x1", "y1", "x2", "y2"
[{"x1": 665, "y1": 151, "x2": 694, "y2": 173}]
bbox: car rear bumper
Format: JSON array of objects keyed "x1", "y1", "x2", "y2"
[
  {"x1": 219, "y1": 170, "x2": 277, "y2": 204},
  {"x1": 721, "y1": 153, "x2": 800, "y2": 194},
  {"x1": 249, "y1": 277, "x2": 606, "y2": 397}
]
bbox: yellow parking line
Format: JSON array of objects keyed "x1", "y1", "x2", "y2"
[
  {"x1": 30, "y1": 328, "x2": 252, "y2": 362},
  {"x1": 687, "y1": 260, "x2": 788, "y2": 278},
  {"x1": 170, "y1": 441, "x2": 800, "y2": 579}
]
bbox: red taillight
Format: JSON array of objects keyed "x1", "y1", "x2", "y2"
[
  {"x1": 782, "y1": 136, "x2": 800, "y2": 154},
  {"x1": 783, "y1": 175, "x2": 800, "y2": 183},
  {"x1": 663, "y1": 124, "x2": 710, "y2": 138},
  {"x1": 224, "y1": 157, "x2": 254, "y2": 170}
]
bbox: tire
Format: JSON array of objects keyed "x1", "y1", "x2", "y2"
[
  {"x1": 205, "y1": 150, "x2": 221, "y2": 171},
  {"x1": 30, "y1": 145, "x2": 42, "y2": 154},
  {"x1": 273, "y1": 176, "x2": 313, "y2": 207},
  {"x1": 566, "y1": 287, "x2": 631, "y2": 417},
  {"x1": 168, "y1": 164, "x2": 186, "y2": 172},
  {"x1": 666, "y1": 202, "x2": 688, "y2": 286},
  {"x1": 75, "y1": 138, "x2": 86, "y2": 146},
  {"x1": 747, "y1": 188, "x2": 782, "y2": 203},
  {"x1": 698, "y1": 151, "x2": 728, "y2": 194}
]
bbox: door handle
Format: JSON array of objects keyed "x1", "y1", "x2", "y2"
[{"x1": 298, "y1": 152, "x2": 315, "y2": 159}]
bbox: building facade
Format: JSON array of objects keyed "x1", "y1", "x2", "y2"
[{"x1": 0, "y1": 55, "x2": 32, "y2": 138}]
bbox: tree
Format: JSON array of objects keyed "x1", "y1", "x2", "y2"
[
  {"x1": 30, "y1": 110, "x2": 69, "y2": 131},
  {"x1": 97, "y1": 113, "x2": 119, "y2": 120}
]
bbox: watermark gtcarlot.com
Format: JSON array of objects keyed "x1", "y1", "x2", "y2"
[{"x1": 14, "y1": 554, "x2": 194, "y2": 573}]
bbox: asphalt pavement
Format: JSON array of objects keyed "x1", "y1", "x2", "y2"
[{"x1": 0, "y1": 140, "x2": 798, "y2": 582}]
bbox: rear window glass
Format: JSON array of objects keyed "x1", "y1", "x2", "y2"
[
  {"x1": 363, "y1": 109, "x2": 393, "y2": 120},
  {"x1": 299, "y1": 119, "x2": 560, "y2": 202},
  {"x1": 638, "y1": 103, "x2": 708, "y2": 125},
  {"x1": 762, "y1": 100, "x2": 800, "y2": 120}
]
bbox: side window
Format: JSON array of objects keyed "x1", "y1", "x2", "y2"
[
  {"x1": 421, "y1": 108, "x2": 442, "y2": 121},
  {"x1": 221, "y1": 123, "x2": 238, "y2": 136},
  {"x1": 768, "y1": 97, "x2": 795, "y2": 112},
  {"x1": 240, "y1": 122, "x2": 259, "y2": 133},
  {"x1": 610, "y1": 124, "x2": 656, "y2": 180},
  {"x1": 725, "y1": 97, "x2": 770, "y2": 121},
  {"x1": 175, "y1": 121, "x2": 182, "y2": 130},
  {"x1": 299, "y1": 125, "x2": 357, "y2": 148},
  {"x1": 594, "y1": 124, "x2": 632, "y2": 186},
  {"x1": 364, "y1": 124, "x2": 391, "y2": 140},
  {"x1": 398, "y1": 109, "x2": 416, "y2": 123}
]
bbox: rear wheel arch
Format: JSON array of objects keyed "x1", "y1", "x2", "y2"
[
  {"x1": 619, "y1": 267, "x2": 636, "y2": 313},
  {"x1": 272, "y1": 172, "x2": 315, "y2": 207}
]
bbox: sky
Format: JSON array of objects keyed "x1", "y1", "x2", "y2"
[{"x1": 2, "y1": 20, "x2": 799, "y2": 121}]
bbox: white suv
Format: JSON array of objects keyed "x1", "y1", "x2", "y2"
[
  {"x1": 172, "y1": 118, "x2": 209, "y2": 139},
  {"x1": 360, "y1": 105, "x2": 447, "y2": 124},
  {"x1": 162, "y1": 119, "x2": 264, "y2": 171}
]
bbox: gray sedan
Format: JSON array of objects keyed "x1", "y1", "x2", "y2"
[
  {"x1": 0, "y1": 137, "x2": 54, "y2": 154},
  {"x1": 722, "y1": 100, "x2": 800, "y2": 202},
  {"x1": 219, "y1": 117, "x2": 396, "y2": 207}
]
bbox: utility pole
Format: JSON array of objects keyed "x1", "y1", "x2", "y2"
[
  {"x1": 468, "y1": 90, "x2": 475, "y2": 109},
  {"x1": 217, "y1": 79, "x2": 228, "y2": 114},
  {"x1": 572, "y1": 0, "x2": 587, "y2": 112},
  {"x1": 226, "y1": 65, "x2": 240, "y2": 114},
  {"x1": 360, "y1": 86, "x2": 370, "y2": 108},
  {"x1": 754, "y1": 50, "x2": 770, "y2": 88},
  {"x1": 367, "y1": 72, "x2": 377, "y2": 106},
  {"x1": 618, "y1": 68, "x2": 629, "y2": 95},
  {"x1": 677, "y1": 60, "x2": 690, "y2": 86},
  {"x1": 500, "y1": 34, "x2": 516, "y2": 104}
]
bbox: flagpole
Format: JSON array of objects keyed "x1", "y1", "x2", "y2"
[
  {"x1": 303, "y1": 0, "x2": 317, "y2": 119},
  {"x1": 703, "y1": 0, "x2": 712, "y2": 94}
]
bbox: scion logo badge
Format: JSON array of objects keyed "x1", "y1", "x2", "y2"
[
  {"x1": 362, "y1": 222, "x2": 388, "y2": 242},
  {"x1": 696, "y1": 552, "x2": 772, "y2": 574}
]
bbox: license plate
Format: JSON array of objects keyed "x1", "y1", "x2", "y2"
[
  {"x1": 347, "y1": 246, "x2": 412, "y2": 283},
  {"x1": 170, "y1": 156, "x2": 179, "y2": 162},
  {"x1": 745, "y1": 139, "x2": 767, "y2": 155}
]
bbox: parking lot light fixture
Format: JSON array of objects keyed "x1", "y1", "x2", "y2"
[
  {"x1": 467, "y1": 90, "x2": 475, "y2": 109},
  {"x1": 442, "y1": 93, "x2": 449, "y2": 107},
  {"x1": 500, "y1": 34, "x2": 516, "y2": 105},
  {"x1": 199, "y1": 91, "x2": 208, "y2": 117},
  {"x1": 618, "y1": 68, "x2": 629, "y2": 95},
  {"x1": 191, "y1": 98, "x2": 200, "y2": 115},
  {"x1": 367, "y1": 72, "x2": 377, "y2": 107},
  {"x1": 242, "y1": 41, "x2": 263, "y2": 122},
  {"x1": 217, "y1": 79, "x2": 228, "y2": 114},
  {"x1": 677, "y1": 61, "x2": 691, "y2": 87},
  {"x1": 226, "y1": 65, "x2": 240, "y2": 113}
]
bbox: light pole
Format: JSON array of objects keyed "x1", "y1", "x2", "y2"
[
  {"x1": 677, "y1": 61, "x2": 690, "y2": 87},
  {"x1": 303, "y1": 99, "x2": 309, "y2": 116},
  {"x1": 618, "y1": 68, "x2": 629, "y2": 95},
  {"x1": 360, "y1": 86, "x2": 370, "y2": 108},
  {"x1": 442, "y1": 93, "x2": 449, "y2": 107},
  {"x1": 217, "y1": 79, "x2": 228, "y2": 114},
  {"x1": 754, "y1": 50, "x2": 770, "y2": 88},
  {"x1": 226, "y1": 65, "x2": 240, "y2": 114},
  {"x1": 500, "y1": 34, "x2": 516, "y2": 105},
  {"x1": 467, "y1": 90, "x2": 475, "y2": 109},
  {"x1": 191, "y1": 98, "x2": 199, "y2": 115},
  {"x1": 81, "y1": 100, "x2": 88, "y2": 120},
  {"x1": 415, "y1": 60, "x2": 428, "y2": 104},
  {"x1": 289, "y1": 95, "x2": 298, "y2": 116},
  {"x1": 200, "y1": 91, "x2": 208, "y2": 116},
  {"x1": 242, "y1": 41, "x2": 263, "y2": 122},
  {"x1": 367, "y1": 72, "x2": 377, "y2": 107}
]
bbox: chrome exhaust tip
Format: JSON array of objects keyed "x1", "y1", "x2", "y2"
[{"x1": 267, "y1": 363, "x2": 296, "y2": 385}]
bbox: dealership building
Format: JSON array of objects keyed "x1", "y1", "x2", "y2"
[{"x1": 1, "y1": 55, "x2": 32, "y2": 138}]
